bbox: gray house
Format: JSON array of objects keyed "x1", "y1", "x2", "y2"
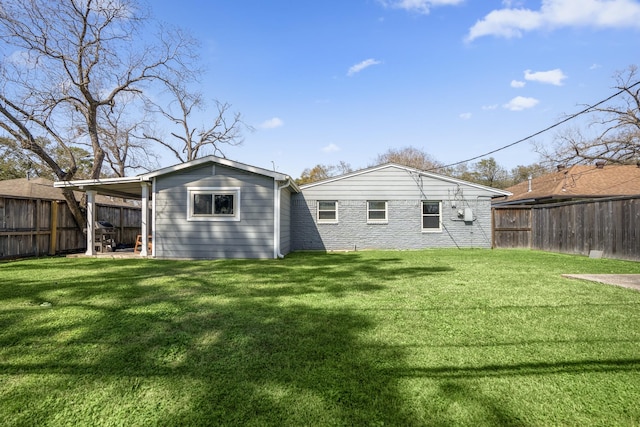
[
  {"x1": 291, "y1": 163, "x2": 510, "y2": 251},
  {"x1": 55, "y1": 156, "x2": 299, "y2": 259},
  {"x1": 55, "y1": 158, "x2": 510, "y2": 258}
]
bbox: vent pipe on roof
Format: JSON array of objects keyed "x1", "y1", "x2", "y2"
[
  {"x1": 595, "y1": 161, "x2": 606, "y2": 169},
  {"x1": 557, "y1": 165, "x2": 566, "y2": 171},
  {"x1": 528, "y1": 175, "x2": 532, "y2": 192}
]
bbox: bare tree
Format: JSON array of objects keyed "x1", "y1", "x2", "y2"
[
  {"x1": 99, "y1": 99, "x2": 159, "y2": 177},
  {"x1": 371, "y1": 146, "x2": 443, "y2": 171},
  {"x1": 295, "y1": 161, "x2": 353, "y2": 185},
  {"x1": 145, "y1": 80, "x2": 251, "y2": 163},
  {"x1": 0, "y1": 0, "x2": 195, "y2": 228},
  {"x1": 535, "y1": 65, "x2": 640, "y2": 167}
]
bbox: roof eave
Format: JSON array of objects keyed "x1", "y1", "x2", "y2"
[{"x1": 140, "y1": 155, "x2": 290, "y2": 182}]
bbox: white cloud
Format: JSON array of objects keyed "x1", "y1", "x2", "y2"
[
  {"x1": 503, "y1": 96, "x2": 539, "y2": 111},
  {"x1": 511, "y1": 80, "x2": 526, "y2": 88},
  {"x1": 378, "y1": 0, "x2": 464, "y2": 14},
  {"x1": 590, "y1": 63, "x2": 602, "y2": 70},
  {"x1": 259, "y1": 117, "x2": 284, "y2": 129},
  {"x1": 347, "y1": 59, "x2": 382, "y2": 76},
  {"x1": 8, "y1": 50, "x2": 38, "y2": 68},
  {"x1": 322, "y1": 143, "x2": 341, "y2": 153},
  {"x1": 524, "y1": 68, "x2": 567, "y2": 86},
  {"x1": 459, "y1": 112, "x2": 472, "y2": 120},
  {"x1": 466, "y1": 0, "x2": 640, "y2": 42},
  {"x1": 482, "y1": 104, "x2": 499, "y2": 110}
]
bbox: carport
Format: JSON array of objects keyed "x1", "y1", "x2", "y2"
[{"x1": 54, "y1": 177, "x2": 152, "y2": 256}]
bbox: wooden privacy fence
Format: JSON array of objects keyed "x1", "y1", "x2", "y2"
[
  {"x1": 0, "y1": 196, "x2": 141, "y2": 259},
  {"x1": 492, "y1": 196, "x2": 640, "y2": 261}
]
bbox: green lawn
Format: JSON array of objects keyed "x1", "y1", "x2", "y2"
[{"x1": 1, "y1": 249, "x2": 640, "y2": 426}]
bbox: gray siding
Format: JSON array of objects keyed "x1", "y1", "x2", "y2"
[
  {"x1": 154, "y1": 163, "x2": 275, "y2": 259},
  {"x1": 291, "y1": 165, "x2": 497, "y2": 251},
  {"x1": 279, "y1": 187, "x2": 292, "y2": 255}
]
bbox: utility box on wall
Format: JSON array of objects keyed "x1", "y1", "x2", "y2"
[{"x1": 464, "y1": 207, "x2": 474, "y2": 222}]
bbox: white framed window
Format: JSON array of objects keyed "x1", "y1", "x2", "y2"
[
  {"x1": 317, "y1": 200, "x2": 338, "y2": 223},
  {"x1": 367, "y1": 200, "x2": 388, "y2": 223},
  {"x1": 422, "y1": 200, "x2": 441, "y2": 232},
  {"x1": 187, "y1": 187, "x2": 241, "y2": 221}
]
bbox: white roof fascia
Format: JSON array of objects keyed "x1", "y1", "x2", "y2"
[
  {"x1": 53, "y1": 176, "x2": 147, "y2": 188},
  {"x1": 140, "y1": 155, "x2": 292, "y2": 182},
  {"x1": 300, "y1": 163, "x2": 512, "y2": 196}
]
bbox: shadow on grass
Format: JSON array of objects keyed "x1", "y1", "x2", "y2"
[
  {"x1": 1, "y1": 252, "x2": 637, "y2": 425},
  {"x1": 0, "y1": 252, "x2": 449, "y2": 425},
  {"x1": 1, "y1": 299, "x2": 411, "y2": 424}
]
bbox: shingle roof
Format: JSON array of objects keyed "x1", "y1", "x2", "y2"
[
  {"x1": 499, "y1": 164, "x2": 640, "y2": 204},
  {"x1": 0, "y1": 177, "x2": 137, "y2": 207}
]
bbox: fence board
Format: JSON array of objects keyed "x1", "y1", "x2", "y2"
[
  {"x1": 0, "y1": 195, "x2": 141, "y2": 259},
  {"x1": 494, "y1": 196, "x2": 640, "y2": 261}
]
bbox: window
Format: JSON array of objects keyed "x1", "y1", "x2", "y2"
[
  {"x1": 422, "y1": 201, "x2": 441, "y2": 231},
  {"x1": 188, "y1": 187, "x2": 240, "y2": 221},
  {"x1": 317, "y1": 200, "x2": 338, "y2": 223},
  {"x1": 367, "y1": 200, "x2": 387, "y2": 223}
]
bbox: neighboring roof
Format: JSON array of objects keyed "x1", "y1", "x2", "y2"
[
  {"x1": 496, "y1": 164, "x2": 640, "y2": 205},
  {"x1": 54, "y1": 156, "x2": 299, "y2": 198},
  {"x1": 0, "y1": 177, "x2": 137, "y2": 207},
  {"x1": 300, "y1": 163, "x2": 512, "y2": 196}
]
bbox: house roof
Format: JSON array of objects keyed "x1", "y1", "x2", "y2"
[
  {"x1": 300, "y1": 163, "x2": 512, "y2": 196},
  {"x1": 0, "y1": 177, "x2": 136, "y2": 207},
  {"x1": 54, "y1": 156, "x2": 299, "y2": 198},
  {"x1": 496, "y1": 164, "x2": 640, "y2": 205}
]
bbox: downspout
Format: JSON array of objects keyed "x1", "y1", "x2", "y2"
[
  {"x1": 151, "y1": 177, "x2": 156, "y2": 257},
  {"x1": 273, "y1": 179, "x2": 292, "y2": 259}
]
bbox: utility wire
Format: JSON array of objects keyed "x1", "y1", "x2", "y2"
[{"x1": 430, "y1": 80, "x2": 640, "y2": 171}]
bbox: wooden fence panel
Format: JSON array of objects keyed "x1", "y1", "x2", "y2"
[
  {"x1": 96, "y1": 205, "x2": 139, "y2": 246},
  {"x1": 492, "y1": 207, "x2": 531, "y2": 249},
  {"x1": 0, "y1": 195, "x2": 141, "y2": 259},
  {"x1": 495, "y1": 196, "x2": 640, "y2": 261}
]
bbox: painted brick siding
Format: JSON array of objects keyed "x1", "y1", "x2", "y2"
[{"x1": 291, "y1": 196, "x2": 494, "y2": 251}]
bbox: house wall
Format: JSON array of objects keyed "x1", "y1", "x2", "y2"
[
  {"x1": 291, "y1": 166, "x2": 495, "y2": 251},
  {"x1": 279, "y1": 187, "x2": 292, "y2": 255},
  {"x1": 153, "y1": 163, "x2": 276, "y2": 259}
]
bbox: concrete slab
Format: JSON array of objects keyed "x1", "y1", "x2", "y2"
[{"x1": 562, "y1": 274, "x2": 640, "y2": 291}]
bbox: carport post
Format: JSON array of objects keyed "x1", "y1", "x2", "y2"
[
  {"x1": 140, "y1": 182, "x2": 149, "y2": 256},
  {"x1": 85, "y1": 190, "x2": 96, "y2": 255}
]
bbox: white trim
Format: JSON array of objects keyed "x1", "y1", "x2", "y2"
[
  {"x1": 141, "y1": 155, "x2": 297, "y2": 186},
  {"x1": 366, "y1": 200, "x2": 388, "y2": 224},
  {"x1": 317, "y1": 200, "x2": 338, "y2": 224},
  {"x1": 85, "y1": 190, "x2": 96, "y2": 255},
  {"x1": 54, "y1": 176, "x2": 145, "y2": 188},
  {"x1": 140, "y1": 183, "x2": 150, "y2": 256},
  {"x1": 421, "y1": 200, "x2": 442, "y2": 233},
  {"x1": 186, "y1": 187, "x2": 241, "y2": 222},
  {"x1": 151, "y1": 178, "x2": 156, "y2": 257}
]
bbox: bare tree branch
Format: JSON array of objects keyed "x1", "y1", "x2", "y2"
[
  {"x1": 0, "y1": 0, "x2": 197, "y2": 230},
  {"x1": 535, "y1": 65, "x2": 640, "y2": 167},
  {"x1": 145, "y1": 80, "x2": 251, "y2": 162}
]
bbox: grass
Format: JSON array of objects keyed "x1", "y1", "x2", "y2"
[{"x1": 1, "y1": 249, "x2": 640, "y2": 426}]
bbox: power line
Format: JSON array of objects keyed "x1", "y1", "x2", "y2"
[{"x1": 431, "y1": 80, "x2": 640, "y2": 171}]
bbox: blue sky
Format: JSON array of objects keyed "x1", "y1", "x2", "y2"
[{"x1": 151, "y1": 0, "x2": 640, "y2": 178}]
